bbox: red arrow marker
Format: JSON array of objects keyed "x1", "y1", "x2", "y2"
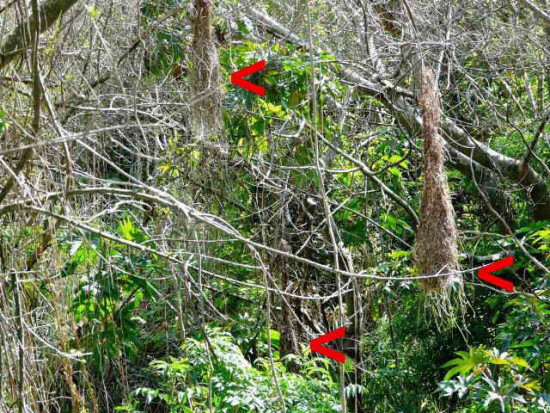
[
  {"x1": 230, "y1": 60, "x2": 266, "y2": 96},
  {"x1": 310, "y1": 327, "x2": 346, "y2": 363},
  {"x1": 478, "y1": 256, "x2": 515, "y2": 291}
]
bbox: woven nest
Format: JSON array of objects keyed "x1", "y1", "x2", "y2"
[{"x1": 415, "y1": 68, "x2": 460, "y2": 292}]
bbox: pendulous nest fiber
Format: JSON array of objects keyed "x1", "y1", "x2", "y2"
[{"x1": 414, "y1": 67, "x2": 460, "y2": 293}]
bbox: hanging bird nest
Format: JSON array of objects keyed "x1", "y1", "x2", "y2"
[{"x1": 414, "y1": 67, "x2": 460, "y2": 293}]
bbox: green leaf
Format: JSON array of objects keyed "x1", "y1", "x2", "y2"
[
  {"x1": 444, "y1": 366, "x2": 465, "y2": 381},
  {"x1": 441, "y1": 359, "x2": 462, "y2": 368},
  {"x1": 489, "y1": 358, "x2": 510, "y2": 365},
  {"x1": 118, "y1": 218, "x2": 135, "y2": 241},
  {"x1": 86, "y1": 5, "x2": 101, "y2": 18},
  {"x1": 508, "y1": 357, "x2": 530, "y2": 368}
]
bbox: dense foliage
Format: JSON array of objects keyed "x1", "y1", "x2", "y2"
[{"x1": 0, "y1": 0, "x2": 548, "y2": 412}]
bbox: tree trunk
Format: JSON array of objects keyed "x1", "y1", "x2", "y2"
[
  {"x1": 0, "y1": 0, "x2": 79, "y2": 70},
  {"x1": 189, "y1": 0, "x2": 224, "y2": 146},
  {"x1": 276, "y1": 239, "x2": 300, "y2": 362}
]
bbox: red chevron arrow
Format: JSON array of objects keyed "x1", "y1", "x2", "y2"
[
  {"x1": 478, "y1": 256, "x2": 515, "y2": 291},
  {"x1": 230, "y1": 60, "x2": 266, "y2": 96},
  {"x1": 309, "y1": 327, "x2": 346, "y2": 363}
]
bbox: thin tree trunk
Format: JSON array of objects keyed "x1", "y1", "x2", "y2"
[
  {"x1": 276, "y1": 239, "x2": 299, "y2": 363},
  {"x1": 11, "y1": 272, "x2": 24, "y2": 413},
  {"x1": 189, "y1": 0, "x2": 223, "y2": 146}
]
